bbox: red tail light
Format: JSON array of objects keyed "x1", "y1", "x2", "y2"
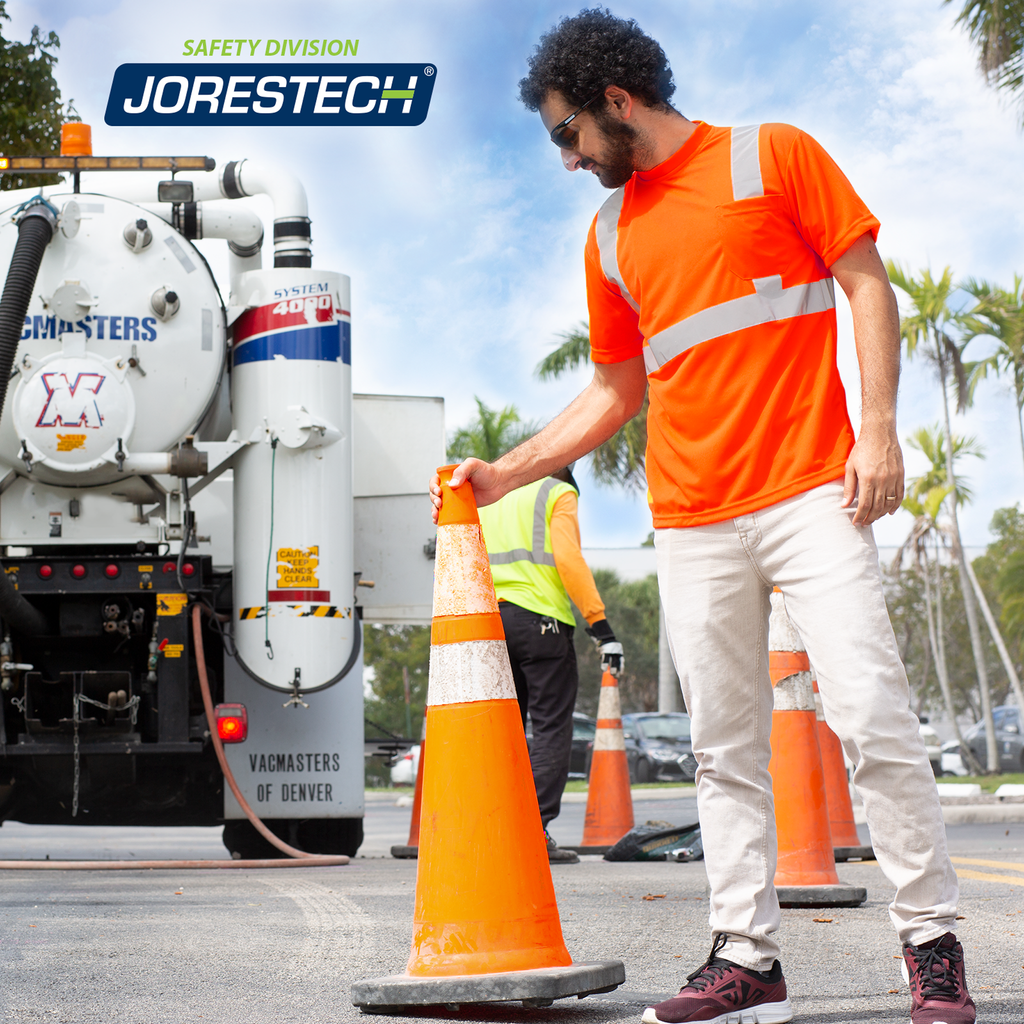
[{"x1": 215, "y1": 703, "x2": 248, "y2": 743}]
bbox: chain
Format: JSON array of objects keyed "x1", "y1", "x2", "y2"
[
  {"x1": 9, "y1": 695, "x2": 24, "y2": 713},
  {"x1": 72, "y1": 694, "x2": 80, "y2": 818},
  {"x1": 71, "y1": 692, "x2": 141, "y2": 818}
]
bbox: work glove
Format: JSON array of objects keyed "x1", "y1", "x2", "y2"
[{"x1": 586, "y1": 618, "x2": 624, "y2": 677}]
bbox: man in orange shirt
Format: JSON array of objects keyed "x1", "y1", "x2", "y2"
[{"x1": 431, "y1": 10, "x2": 972, "y2": 1024}]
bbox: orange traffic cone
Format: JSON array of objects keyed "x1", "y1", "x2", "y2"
[
  {"x1": 768, "y1": 590, "x2": 866, "y2": 909},
  {"x1": 351, "y1": 467, "x2": 624, "y2": 1011},
  {"x1": 811, "y1": 677, "x2": 874, "y2": 862},
  {"x1": 577, "y1": 670, "x2": 634, "y2": 853},
  {"x1": 391, "y1": 733, "x2": 426, "y2": 859}
]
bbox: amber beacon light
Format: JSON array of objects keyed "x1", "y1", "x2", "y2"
[{"x1": 60, "y1": 122, "x2": 92, "y2": 156}]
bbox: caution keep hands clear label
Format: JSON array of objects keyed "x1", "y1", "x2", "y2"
[{"x1": 276, "y1": 546, "x2": 319, "y2": 589}]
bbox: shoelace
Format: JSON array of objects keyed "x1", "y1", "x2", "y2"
[
  {"x1": 908, "y1": 942, "x2": 963, "y2": 1002},
  {"x1": 682, "y1": 934, "x2": 731, "y2": 992}
]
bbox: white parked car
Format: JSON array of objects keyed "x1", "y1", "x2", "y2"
[
  {"x1": 940, "y1": 738, "x2": 968, "y2": 777},
  {"x1": 918, "y1": 717, "x2": 942, "y2": 776},
  {"x1": 390, "y1": 744, "x2": 421, "y2": 787}
]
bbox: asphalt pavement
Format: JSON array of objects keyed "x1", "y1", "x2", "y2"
[{"x1": 0, "y1": 791, "x2": 1021, "y2": 1023}]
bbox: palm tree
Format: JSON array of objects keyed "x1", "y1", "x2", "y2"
[
  {"x1": 535, "y1": 322, "x2": 648, "y2": 490},
  {"x1": 886, "y1": 261, "x2": 1000, "y2": 771},
  {"x1": 945, "y1": 1, "x2": 1024, "y2": 124},
  {"x1": 893, "y1": 426, "x2": 985, "y2": 774},
  {"x1": 446, "y1": 396, "x2": 538, "y2": 463},
  {"x1": 960, "y1": 275, "x2": 1024, "y2": 476}
]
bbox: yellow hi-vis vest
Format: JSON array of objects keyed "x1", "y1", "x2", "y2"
[{"x1": 478, "y1": 477, "x2": 578, "y2": 626}]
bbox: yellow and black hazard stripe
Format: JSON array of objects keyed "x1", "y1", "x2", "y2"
[{"x1": 238, "y1": 605, "x2": 350, "y2": 619}]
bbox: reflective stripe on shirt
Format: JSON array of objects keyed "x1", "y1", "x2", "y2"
[
  {"x1": 730, "y1": 124, "x2": 763, "y2": 200},
  {"x1": 644, "y1": 275, "x2": 836, "y2": 373},
  {"x1": 594, "y1": 123, "x2": 836, "y2": 375},
  {"x1": 487, "y1": 477, "x2": 559, "y2": 567}
]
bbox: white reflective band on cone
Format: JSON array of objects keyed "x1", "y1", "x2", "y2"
[
  {"x1": 427, "y1": 640, "x2": 517, "y2": 706},
  {"x1": 773, "y1": 670, "x2": 815, "y2": 712},
  {"x1": 813, "y1": 689, "x2": 825, "y2": 722},
  {"x1": 433, "y1": 525, "x2": 501, "y2": 617},
  {"x1": 593, "y1": 729, "x2": 626, "y2": 752},
  {"x1": 769, "y1": 590, "x2": 806, "y2": 652},
  {"x1": 643, "y1": 276, "x2": 835, "y2": 374},
  {"x1": 596, "y1": 685, "x2": 622, "y2": 720}
]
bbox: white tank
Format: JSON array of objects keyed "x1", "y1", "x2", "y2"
[
  {"x1": 230, "y1": 267, "x2": 354, "y2": 693},
  {"x1": 0, "y1": 192, "x2": 226, "y2": 486}
]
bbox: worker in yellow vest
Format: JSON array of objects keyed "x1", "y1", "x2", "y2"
[{"x1": 478, "y1": 465, "x2": 623, "y2": 863}]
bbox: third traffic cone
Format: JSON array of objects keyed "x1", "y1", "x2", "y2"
[
  {"x1": 578, "y1": 670, "x2": 634, "y2": 853},
  {"x1": 811, "y1": 677, "x2": 874, "y2": 862},
  {"x1": 768, "y1": 590, "x2": 866, "y2": 909},
  {"x1": 351, "y1": 466, "x2": 624, "y2": 1011}
]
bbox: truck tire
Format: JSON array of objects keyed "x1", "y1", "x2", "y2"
[{"x1": 222, "y1": 818, "x2": 364, "y2": 859}]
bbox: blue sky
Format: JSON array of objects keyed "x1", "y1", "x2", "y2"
[{"x1": 9, "y1": 0, "x2": 1024, "y2": 549}]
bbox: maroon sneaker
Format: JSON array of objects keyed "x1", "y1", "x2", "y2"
[
  {"x1": 902, "y1": 932, "x2": 976, "y2": 1024},
  {"x1": 642, "y1": 935, "x2": 793, "y2": 1024}
]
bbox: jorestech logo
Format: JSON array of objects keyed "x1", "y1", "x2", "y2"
[{"x1": 104, "y1": 64, "x2": 435, "y2": 127}]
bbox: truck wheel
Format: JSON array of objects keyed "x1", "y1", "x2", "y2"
[
  {"x1": 222, "y1": 818, "x2": 364, "y2": 859},
  {"x1": 222, "y1": 820, "x2": 289, "y2": 860},
  {"x1": 297, "y1": 818, "x2": 364, "y2": 857}
]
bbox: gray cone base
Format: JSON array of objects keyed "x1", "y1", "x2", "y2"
[
  {"x1": 390, "y1": 845, "x2": 418, "y2": 859},
  {"x1": 833, "y1": 845, "x2": 875, "y2": 862},
  {"x1": 351, "y1": 960, "x2": 626, "y2": 1011},
  {"x1": 564, "y1": 845, "x2": 612, "y2": 855},
  {"x1": 776, "y1": 884, "x2": 867, "y2": 908}
]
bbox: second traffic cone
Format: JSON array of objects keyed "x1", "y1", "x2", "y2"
[
  {"x1": 391, "y1": 730, "x2": 426, "y2": 859},
  {"x1": 352, "y1": 467, "x2": 624, "y2": 1011},
  {"x1": 768, "y1": 590, "x2": 866, "y2": 909},
  {"x1": 577, "y1": 670, "x2": 634, "y2": 853},
  {"x1": 811, "y1": 678, "x2": 874, "y2": 862}
]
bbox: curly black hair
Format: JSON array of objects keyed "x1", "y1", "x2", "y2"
[{"x1": 519, "y1": 8, "x2": 676, "y2": 112}]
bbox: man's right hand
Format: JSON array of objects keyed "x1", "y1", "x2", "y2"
[{"x1": 430, "y1": 458, "x2": 508, "y2": 524}]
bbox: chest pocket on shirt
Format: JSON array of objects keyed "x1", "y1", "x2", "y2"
[{"x1": 716, "y1": 194, "x2": 807, "y2": 282}]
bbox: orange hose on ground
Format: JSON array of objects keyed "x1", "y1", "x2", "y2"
[{"x1": 192, "y1": 604, "x2": 348, "y2": 865}]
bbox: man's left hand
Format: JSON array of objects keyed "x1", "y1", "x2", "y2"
[{"x1": 841, "y1": 421, "x2": 904, "y2": 526}]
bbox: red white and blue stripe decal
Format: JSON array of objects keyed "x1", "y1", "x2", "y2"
[{"x1": 233, "y1": 294, "x2": 351, "y2": 365}]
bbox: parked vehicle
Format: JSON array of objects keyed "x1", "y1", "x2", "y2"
[
  {"x1": 390, "y1": 744, "x2": 421, "y2": 787},
  {"x1": 918, "y1": 716, "x2": 942, "y2": 776},
  {"x1": 940, "y1": 738, "x2": 968, "y2": 777},
  {"x1": 621, "y1": 712, "x2": 697, "y2": 784},
  {"x1": 962, "y1": 705, "x2": 1024, "y2": 773},
  {"x1": 524, "y1": 711, "x2": 596, "y2": 780}
]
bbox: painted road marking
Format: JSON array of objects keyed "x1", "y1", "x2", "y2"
[{"x1": 950, "y1": 856, "x2": 1024, "y2": 887}]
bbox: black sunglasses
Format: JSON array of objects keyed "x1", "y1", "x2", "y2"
[{"x1": 549, "y1": 93, "x2": 602, "y2": 149}]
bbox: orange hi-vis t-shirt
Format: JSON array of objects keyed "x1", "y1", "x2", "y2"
[{"x1": 585, "y1": 121, "x2": 880, "y2": 527}]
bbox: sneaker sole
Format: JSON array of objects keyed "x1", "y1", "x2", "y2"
[{"x1": 641, "y1": 997, "x2": 794, "y2": 1024}]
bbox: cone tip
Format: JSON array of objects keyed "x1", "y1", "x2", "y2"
[{"x1": 437, "y1": 464, "x2": 480, "y2": 526}]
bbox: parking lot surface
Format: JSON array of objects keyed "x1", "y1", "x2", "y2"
[{"x1": 0, "y1": 792, "x2": 1021, "y2": 1023}]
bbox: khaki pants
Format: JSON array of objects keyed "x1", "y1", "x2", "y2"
[{"x1": 655, "y1": 479, "x2": 959, "y2": 970}]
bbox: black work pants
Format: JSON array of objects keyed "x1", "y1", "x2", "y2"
[{"x1": 499, "y1": 601, "x2": 578, "y2": 828}]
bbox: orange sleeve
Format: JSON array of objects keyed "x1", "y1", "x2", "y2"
[
  {"x1": 585, "y1": 217, "x2": 644, "y2": 364},
  {"x1": 549, "y1": 491, "x2": 606, "y2": 625},
  {"x1": 764, "y1": 124, "x2": 880, "y2": 268}
]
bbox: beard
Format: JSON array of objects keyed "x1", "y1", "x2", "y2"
[{"x1": 588, "y1": 113, "x2": 642, "y2": 189}]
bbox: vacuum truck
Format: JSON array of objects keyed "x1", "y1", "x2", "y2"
[{"x1": 0, "y1": 127, "x2": 441, "y2": 857}]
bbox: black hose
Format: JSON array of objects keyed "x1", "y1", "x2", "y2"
[{"x1": 0, "y1": 199, "x2": 57, "y2": 637}]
